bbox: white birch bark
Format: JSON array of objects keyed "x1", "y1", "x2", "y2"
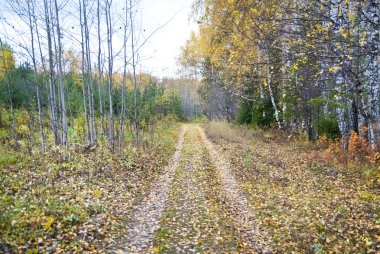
[
  {"x1": 97, "y1": 0, "x2": 104, "y2": 136},
  {"x1": 364, "y1": 0, "x2": 380, "y2": 148},
  {"x1": 83, "y1": 0, "x2": 96, "y2": 145},
  {"x1": 43, "y1": 0, "x2": 59, "y2": 146},
  {"x1": 106, "y1": 0, "x2": 115, "y2": 152},
  {"x1": 79, "y1": 0, "x2": 90, "y2": 145},
  {"x1": 330, "y1": 0, "x2": 348, "y2": 140},
  {"x1": 118, "y1": 0, "x2": 128, "y2": 151},
  {"x1": 265, "y1": 52, "x2": 282, "y2": 129},
  {"x1": 53, "y1": 0, "x2": 68, "y2": 146},
  {"x1": 27, "y1": 0, "x2": 45, "y2": 152},
  {"x1": 130, "y1": 0, "x2": 140, "y2": 146}
]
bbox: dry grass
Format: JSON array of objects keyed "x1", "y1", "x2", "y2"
[{"x1": 202, "y1": 121, "x2": 262, "y2": 144}]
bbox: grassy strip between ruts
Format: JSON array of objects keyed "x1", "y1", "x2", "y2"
[
  {"x1": 203, "y1": 121, "x2": 379, "y2": 253},
  {"x1": 0, "y1": 121, "x2": 181, "y2": 253}
]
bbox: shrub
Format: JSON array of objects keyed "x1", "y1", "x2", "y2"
[
  {"x1": 323, "y1": 138, "x2": 347, "y2": 164},
  {"x1": 320, "y1": 126, "x2": 379, "y2": 166},
  {"x1": 347, "y1": 131, "x2": 372, "y2": 164}
]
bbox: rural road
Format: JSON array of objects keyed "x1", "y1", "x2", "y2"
[{"x1": 120, "y1": 124, "x2": 270, "y2": 253}]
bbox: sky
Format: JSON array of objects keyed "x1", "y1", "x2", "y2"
[
  {"x1": 136, "y1": 0, "x2": 198, "y2": 78},
  {"x1": 0, "y1": 0, "x2": 198, "y2": 79}
]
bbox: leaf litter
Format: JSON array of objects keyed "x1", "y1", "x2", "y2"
[
  {"x1": 152, "y1": 125, "x2": 244, "y2": 253},
  {"x1": 118, "y1": 126, "x2": 187, "y2": 253}
]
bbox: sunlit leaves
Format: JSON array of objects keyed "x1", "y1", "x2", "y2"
[{"x1": 0, "y1": 46, "x2": 15, "y2": 79}]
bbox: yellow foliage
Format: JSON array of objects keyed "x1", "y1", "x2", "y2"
[
  {"x1": 0, "y1": 47, "x2": 15, "y2": 77},
  {"x1": 348, "y1": 12, "x2": 356, "y2": 23},
  {"x1": 250, "y1": 8, "x2": 259, "y2": 15},
  {"x1": 41, "y1": 216, "x2": 55, "y2": 229}
]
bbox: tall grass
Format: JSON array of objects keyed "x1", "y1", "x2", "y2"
[{"x1": 203, "y1": 121, "x2": 263, "y2": 143}]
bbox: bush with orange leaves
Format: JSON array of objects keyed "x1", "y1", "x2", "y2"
[
  {"x1": 321, "y1": 136, "x2": 348, "y2": 164},
  {"x1": 318, "y1": 126, "x2": 380, "y2": 166}
]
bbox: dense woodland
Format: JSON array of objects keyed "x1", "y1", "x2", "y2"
[
  {"x1": 182, "y1": 0, "x2": 379, "y2": 147},
  {"x1": 0, "y1": 0, "x2": 379, "y2": 253}
]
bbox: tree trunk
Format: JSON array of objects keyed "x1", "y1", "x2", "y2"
[
  {"x1": 27, "y1": 0, "x2": 45, "y2": 152},
  {"x1": 259, "y1": 65, "x2": 266, "y2": 119},
  {"x1": 97, "y1": 0, "x2": 104, "y2": 136},
  {"x1": 265, "y1": 53, "x2": 282, "y2": 129},
  {"x1": 79, "y1": 0, "x2": 90, "y2": 145},
  {"x1": 43, "y1": 0, "x2": 59, "y2": 146},
  {"x1": 106, "y1": 0, "x2": 114, "y2": 153},
  {"x1": 54, "y1": 0, "x2": 68, "y2": 147},
  {"x1": 118, "y1": 0, "x2": 128, "y2": 151},
  {"x1": 130, "y1": 0, "x2": 140, "y2": 146},
  {"x1": 83, "y1": 0, "x2": 96, "y2": 145},
  {"x1": 364, "y1": 0, "x2": 380, "y2": 149}
]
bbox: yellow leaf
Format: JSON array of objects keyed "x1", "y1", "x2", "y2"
[
  {"x1": 250, "y1": 8, "x2": 259, "y2": 15},
  {"x1": 94, "y1": 188, "x2": 102, "y2": 197},
  {"x1": 41, "y1": 216, "x2": 55, "y2": 229},
  {"x1": 348, "y1": 12, "x2": 355, "y2": 23}
]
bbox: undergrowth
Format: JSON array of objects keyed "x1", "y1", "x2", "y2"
[
  {"x1": 203, "y1": 121, "x2": 379, "y2": 253},
  {"x1": 0, "y1": 120, "x2": 181, "y2": 253}
]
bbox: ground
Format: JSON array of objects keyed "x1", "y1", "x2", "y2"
[
  {"x1": 120, "y1": 123, "x2": 379, "y2": 253},
  {"x1": 1, "y1": 123, "x2": 378, "y2": 253},
  {"x1": 122, "y1": 124, "x2": 269, "y2": 253}
]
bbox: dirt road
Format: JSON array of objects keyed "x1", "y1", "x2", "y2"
[{"x1": 121, "y1": 124, "x2": 269, "y2": 253}]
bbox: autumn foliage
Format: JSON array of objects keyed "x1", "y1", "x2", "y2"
[
  {"x1": 318, "y1": 126, "x2": 380, "y2": 167},
  {"x1": 205, "y1": 121, "x2": 379, "y2": 253}
]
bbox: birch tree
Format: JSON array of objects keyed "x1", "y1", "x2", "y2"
[
  {"x1": 105, "y1": 0, "x2": 115, "y2": 152},
  {"x1": 184, "y1": 0, "x2": 379, "y2": 146},
  {"x1": 53, "y1": 0, "x2": 68, "y2": 146},
  {"x1": 363, "y1": 0, "x2": 379, "y2": 148},
  {"x1": 118, "y1": 0, "x2": 129, "y2": 151},
  {"x1": 27, "y1": 0, "x2": 45, "y2": 152},
  {"x1": 97, "y1": 0, "x2": 104, "y2": 136},
  {"x1": 130, "y1": 0, "x2": 140, "y2": 146},
  {"x1": 79, "y1": 0, "x2": 90, "y2": 145},
  {"x1": 43, "y1": 0, "x2": 59, "y2": 146},
  {"x1": 83, "y1": 0, "x2": 96, "y2": 145}
]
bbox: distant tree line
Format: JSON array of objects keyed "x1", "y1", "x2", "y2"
[{"x1": 0, "y1": 0, "x2": 200, "y2": 154}]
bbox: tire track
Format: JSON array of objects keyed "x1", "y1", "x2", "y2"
[
  {"x1": 120, "y1": 126, "x2": 187, "y2": 253},
  {"x1": 197, "y1": 126, "x2": 272, "y2": 253}
]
